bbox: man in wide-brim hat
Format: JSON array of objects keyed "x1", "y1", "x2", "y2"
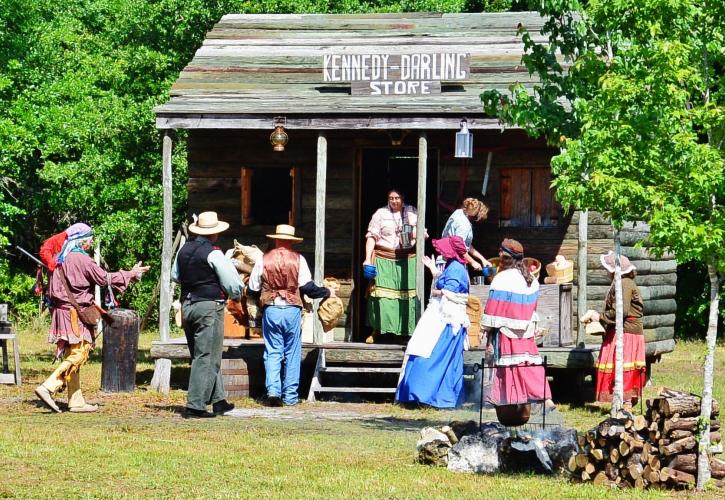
[
  {"x1": 172, "y1": 211, "x2": 244, "y2": 418},
  {"x1": 248, "y1": 224, "x2": 335, "y2": 406}
]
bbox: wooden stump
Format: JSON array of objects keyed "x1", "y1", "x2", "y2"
[{"x1": 101, "y1": 309, "x2": 140, "y2": 392}]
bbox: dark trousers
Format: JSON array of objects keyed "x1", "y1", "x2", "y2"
[{"x1": 182, "y1": 300, "x2": 226, "y2": 410}]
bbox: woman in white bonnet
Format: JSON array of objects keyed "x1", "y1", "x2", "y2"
[{"x1": 581, "y1": 251, "x2": 645, "y2": 407}]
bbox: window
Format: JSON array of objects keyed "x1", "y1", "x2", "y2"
[
  {"x1": 241, "y1": 166, "x2": 301, "y2": 226},
  {"x1": 500, "y1": 167, "x2": 559, "y2": 227}
]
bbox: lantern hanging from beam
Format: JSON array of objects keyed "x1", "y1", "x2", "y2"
[{"x1": 270, "y1": 116, "x2": 288, "y2": 152}]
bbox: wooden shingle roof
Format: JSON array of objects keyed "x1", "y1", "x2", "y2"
[{"x1": 155, "y1": 12, "x2": 546, "y2": 130}]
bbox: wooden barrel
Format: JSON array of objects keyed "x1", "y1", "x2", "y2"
[
  {"x1": 221, "y1": 358, "x2": 249, "y2": 399},
  {"x1": 101, "y1": 308, "x2": 140, "y2": 392}
]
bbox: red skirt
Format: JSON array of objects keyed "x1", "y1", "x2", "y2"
[
  {"x1": 595, "y1": 330, "x2": 646, "y2": 402},
  {"x1": 489, "y1": 335, "x2": 551, "y2": 405}
]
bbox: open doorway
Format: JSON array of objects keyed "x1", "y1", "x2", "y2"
[{"x1": 353, "y1": 148, "x2": 439, "y2": 342}]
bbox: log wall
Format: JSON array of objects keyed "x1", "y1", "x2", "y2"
[{"x1": 186, "y1": 128, "x2": 677, "y2": 349}]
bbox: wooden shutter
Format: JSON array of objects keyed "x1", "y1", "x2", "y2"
[
  {"x1": 531, "y1": 169, "x2": 559, "y2": 227},
  {"x1": 500, "y1": 168, "x2": 531, "y2": 227},
  {"x1": 241, "y1": 167, "x2": 253, "y2": 226}
]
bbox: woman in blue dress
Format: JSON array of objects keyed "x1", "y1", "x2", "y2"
[{"x1": 396, "y1": 235, "x2": 470, "y2": 408}]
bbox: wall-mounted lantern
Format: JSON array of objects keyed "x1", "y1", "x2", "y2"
[{"x1": 455, "y1": 118, "x2": 473, "y2": 158}]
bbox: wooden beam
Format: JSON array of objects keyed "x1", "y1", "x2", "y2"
[
  {"x1": 152, "y1": 130, "x2": 174, "y2": 394},
  {"x1": 577, "y1": 209, "x2": 588, "y2": 346},
  {"x1": 313, "y1": 132, "x2": 327, "y2": 343},
  {"x1": 159, "y1": 131, "x2": 173, "y2": 342},
  {"x1": 156, "y1": 115, "x2": 504, "y2": 130},
  {"x1": 416, "y1": 132, "x2": 427, "y2": 319}
]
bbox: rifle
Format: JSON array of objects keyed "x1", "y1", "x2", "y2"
[{"x1": 15, "y1": 245, "x2": 48, "y2": 269}]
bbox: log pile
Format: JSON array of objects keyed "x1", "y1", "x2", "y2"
[{"x1": 569, "y1": 388, "x2": 723, "y2": 490}]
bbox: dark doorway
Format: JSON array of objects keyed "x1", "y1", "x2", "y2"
[{"x1": 353, "y1": 148, "x2": 439, "y2": 342}]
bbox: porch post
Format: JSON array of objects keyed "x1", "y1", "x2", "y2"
[
  {"x1": 151, "y1": 130, "x2": 173, "y2": 393},
  {"x1": 416, "y1": 133, "x2": 427, "y2": 319},
  {"x1": 159, "y1": 130, "x2": 173, "y2": 342},
  {"x1": 313, "y1": 132, "x2": 327, "y2": 344},
  {"x1": 576, "y1": 209, "x2": 588, "y2": 346}
]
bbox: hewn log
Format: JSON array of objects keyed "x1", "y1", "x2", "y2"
[
  {"x1": 599, "y1": 418, "x2": 628, "y2": 438},
  {"x1": 667, "y1": 454, "x2": 725, "y2": 480},
  {"x1": 592, "y1": 471, "x2": 611, "y2": 486},
  {"x1": 575, "y1": 453, "x2": 589, "y2": 469},
  {"x1": 591, "y1": 448, "x2": 606, "y2": 461},
  {"x1": 660, "y1": 467, "x2": 696, "y2": 486},
  {"x1": 628, "y1": 463, "x2": 644, "y2": 480},
  {"x1": 661, "y1": 436, "x2": 698, "y2": 456},
  {"x1": 669, "y1": 430, "x2": 694, "y2": 441},
  {"x1": 584, "y1": 462, "x2": 597, "y2": 475},
  {"x1": 605, "y1": 462, "x2": 620, "y2": 480},
  {"x1": 633, "y1": 415, "x2": 648, "y2": 432},
  {"x1": 568, "y1": 454, "x2": 579, "y2": 472},
  {"x1": 661, "y1": 394, "x2": 720, "y2": 418},
  {"x1": 664, "y1": 416, "x2": 720, "y2": 434}
]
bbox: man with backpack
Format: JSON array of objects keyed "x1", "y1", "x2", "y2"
[{"x1": 35, "y1": 224, "x2": 149, "y2": 413}]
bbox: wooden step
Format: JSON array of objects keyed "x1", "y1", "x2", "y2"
[
  {"x1": 320, "y1": 366, "x2": 401, "y2": 373},
  {"x1": 314, "y1": 386, "x2": 397, "y2": 393}
]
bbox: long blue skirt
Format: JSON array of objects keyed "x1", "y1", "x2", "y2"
[{"x1": 395, "y1": 324, "x2": 466, "y2": 408}]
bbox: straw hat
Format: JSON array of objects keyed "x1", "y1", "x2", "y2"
[
  {"x1": 600, "y1": 251, "x2": 636, "y2": 274},
  {"x1": 266, "y1": 224, "x2": 303, "y2": 242},
  {"x1": 189, "y1": 212, "x2": 229, "y2": 235}
]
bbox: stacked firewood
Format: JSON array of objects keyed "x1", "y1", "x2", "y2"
[{"x1": 569, "y1": 388, "x2": 723, "y2": 490}]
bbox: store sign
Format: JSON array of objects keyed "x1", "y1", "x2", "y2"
[{"x1": 322, "y1": 53, "x2": 470, "y2": 96}]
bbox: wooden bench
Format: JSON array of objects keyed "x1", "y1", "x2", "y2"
[{"x1": 0, "y1": 304, "x2": 21, "y2": 385}]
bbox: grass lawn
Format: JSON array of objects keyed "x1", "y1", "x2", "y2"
[{"x1": 1, "y1": 318, "x2": 723, "y2": 498}]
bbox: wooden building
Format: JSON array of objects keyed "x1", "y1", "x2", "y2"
[{"x1": 151, "y1": 12, "x2": 676, "y2": 395}]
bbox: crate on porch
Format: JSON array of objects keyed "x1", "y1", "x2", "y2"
[{"x1": 223, "y1": 309, "x2": 246, "y2": 339}]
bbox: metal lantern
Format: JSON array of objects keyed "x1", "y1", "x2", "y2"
[
  {"x1": 270, "y1": 117, "x2": 288, "y2": 152},
  {"x1": 455, "y1": 118, "x2": 473, "y2": 158}
]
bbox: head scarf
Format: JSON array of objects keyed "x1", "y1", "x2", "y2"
[
  {"x1": 500, "y1": 238, "x2": 524, "y2": 260},
  {"x1": 57, "y1": 223, "x2": 93, "y2": 265},
  {"x1": 432, "y1": 235, "x2": 467, "y2": 264}
]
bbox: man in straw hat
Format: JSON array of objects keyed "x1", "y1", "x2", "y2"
[
  {"x1": 247, "y1": 224, "x2": 335, "y2": 406},
  {"x1": 172, "y1": 211, "x2": 243, "y2": 418},
  {"x1": 35, "y1": 223, "x2": 149, "y2": 413}
]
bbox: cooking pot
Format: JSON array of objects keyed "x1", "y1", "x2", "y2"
[{"x1": 495, "y1": 403, "x2": 531, "y2": 426}]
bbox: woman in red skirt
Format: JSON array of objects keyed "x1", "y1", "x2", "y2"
[
  {"x1": 583, "y1": 251, "x2": 645, "y2": 405},
  {"x1": 481, "y1": 239, "x2": 553, "y2": 409}
]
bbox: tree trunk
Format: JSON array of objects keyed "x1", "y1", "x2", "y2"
[
  {"x1": 697, "y1": 262, "x2": 721, "y2": 490},
  {"x1": 611, "y1": 230, "x2": 625, "y2": 416}
]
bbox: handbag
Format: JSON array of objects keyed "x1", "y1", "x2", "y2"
[{"x1": 57, "y1": 267, "x2": 104, "y2": 327}]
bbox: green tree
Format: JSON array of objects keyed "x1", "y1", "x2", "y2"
[{"x1": 484, "y1": 0, "x2": 725, "y2": 488}]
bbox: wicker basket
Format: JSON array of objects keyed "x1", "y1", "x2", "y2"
[{"x1": 545, "y1": 259, "x2": 574, "y2": 283}]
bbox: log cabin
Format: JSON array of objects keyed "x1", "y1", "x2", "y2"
[{"x1": 150, "y1": 12, "x2": 676, "y2": 399}]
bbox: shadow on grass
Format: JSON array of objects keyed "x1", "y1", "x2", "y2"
[{"x1": 143, "y1": 403, "x2": 186, "y2": 416}]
